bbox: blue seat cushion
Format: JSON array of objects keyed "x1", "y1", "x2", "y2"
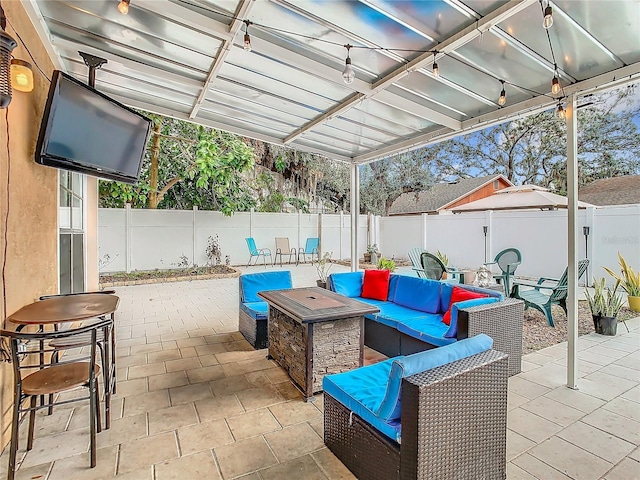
[
  {"x1": 365, "y1": 300, "x2": 436, "y2": 329},
  {"x1": 239, "y1": 301, "x2": 269, "y2": 320},
  {"x1": 396, "y1": 315, "x2": 455, "y2": 347},
  {"x1": 393, "y1": 276, "x2": 442, "y2": 314},
  {"x1": 240, "y1": 271, "x2": 292, "y2": 303},
  {"x1": 323, "y1": 358, "x2": 402, "y2": 443},
  {"x1": 376, "y1": 334, "x2": 494, "y2": 421},
  {"x1": 329, "y1": 272, "x2": 364, "y2": 298},
  {"x1": 444, "y1": 297, "x2": 500, "y2": 338}
]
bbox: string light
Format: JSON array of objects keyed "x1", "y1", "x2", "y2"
[
  {"x1": 117, "y1": 0, "x2": 130, "y2": 15},
  {"x1": 543, "y1": 2, "x2": 553, "y2": 29},
  {"x1": 551, "y1": 75, "x2": 560, "y2": 94},
  {"x1": 342, "y1": 44, "x2": 355, "y2": 84},
  {"x1": 432, "y1": 51, "x2": 439, "y2": 77},
  {"x1": 556, "y1": 103, "x2": 565, "y2": 120},
  {"x1": 498, "y1": 80, "x2": 506, "y2": 106},
  {"x1": 243, "y1": 20, "x2": 252, "y2": 52}
]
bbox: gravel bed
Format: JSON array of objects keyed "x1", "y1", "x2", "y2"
[{"x1": 522, "y1": 301, "x2": 637, "y2": 354}]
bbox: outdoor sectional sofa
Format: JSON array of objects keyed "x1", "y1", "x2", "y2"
[
  {"x1": 238, "y1": 271, "x2": 292, "y2": 349},
  {"x1": 328, "y1": 271, "x2": 524, "y2": 376},
  {"x1": 323, "y1": 334, "x2": 509, "y2": 480}
]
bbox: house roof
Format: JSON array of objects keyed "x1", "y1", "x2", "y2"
[
  {"x1": 23, "y1": 0, "x2": 640, "y2": 164},
  {"x1": 389, "y1": 174, "x2": 511, "y2": 215},
  {"x1": 578, "y1": 175, "x2": 640, "y2": 206}
]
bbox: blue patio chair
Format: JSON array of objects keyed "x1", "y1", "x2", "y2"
[
  {"x1": 245, "y1": 237, "x2": 271, "y2": 267},
  {"x1": 298, "y1": 237, "x2": 320, "y2": 264}
]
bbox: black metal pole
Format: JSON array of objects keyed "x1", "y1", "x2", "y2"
[
  {"x1": 483, "y1": 225, "x2": 488, "y2": 263},
  {"x1": 78, "y1": 51, "x2": 107, "y2": 88}
]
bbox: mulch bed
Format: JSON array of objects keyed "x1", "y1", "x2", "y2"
[
  {"x1": 100, "y1": 265, "x2": 240, "y2": 287},
  {"x1": 522, "y1": 302, "x2": 637, "y2": 354}
]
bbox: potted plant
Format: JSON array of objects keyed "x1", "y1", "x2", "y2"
[
  {"x1": 316, "y1": 252, "x2": 333, "y2": 288},
  {"x1": 604, "y1": 252, "x2": 640, "y2": 312},
  {"x1": 377, "y1": 258, "x2": 396, "y2": 272},
  {"x1": 584, "y1": 278, "x2": 606, "y2": 333},
  {"x1": 599, "y1": 280, "x2": 625, "y2": 336},
  {"x1": 436, "y1": 250, "x2": 451, "y2": 279},
  {"x1": 364, "y1": 244, "x2": 379, "y2": 264}
]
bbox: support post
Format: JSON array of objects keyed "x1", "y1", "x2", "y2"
[
  {"x1": 566, "y1": 94, "x2": 579, "y2": 389},
  {"x1": 125, "y1": 203, "x2": 131, "y2": 273},
  {"x1": 350, "y1": 164, "x2": 360, "y2": 272}
]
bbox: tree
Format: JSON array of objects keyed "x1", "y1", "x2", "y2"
[
  {"x1": 424, "y1": 85, "x2": 640, "y2": 193},
  {"x1": 99, "y1": 116, "x2": 256, "y2": 215},
  {"x1": 360, "y1": 150, "x2": 436, "y2": 215}
]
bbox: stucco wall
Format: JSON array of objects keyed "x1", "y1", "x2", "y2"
[{"x1": 0, "y1": 2, "x2": 57, "y2": 451}]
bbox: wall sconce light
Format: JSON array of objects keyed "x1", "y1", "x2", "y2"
[
  {"x1": 0, "y1": 7, "x2": 18, "y2": 108},
  {"x1": 10, "y1": 59, "x2": 33, "y2": 92}
]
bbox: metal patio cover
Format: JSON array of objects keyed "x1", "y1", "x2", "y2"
[{"x1": 25, "y1": 0, "x2": 640, "y2": 164}]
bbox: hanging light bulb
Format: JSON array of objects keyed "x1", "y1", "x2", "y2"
[
  {"x1": 243, "y1": 20, "x2": 252, "y2": 52},
  {"x1": 117, "y1": 0, "x2": 130, "y2": 14},
  {"x1": 551, "y1": 75, "x2": 560, "y2": 94},
  {"x1": 342, "y1": 44, "x2": 355, "y2": 85},
  {"x1": 432, "y1": 51, "x2": 439, "y2": 77},
  {"x1": 543, "y1": 3, "x2": 553, "y2": 29},
  {"x1": 557, "y1": 103, "x2": 565, "y2": 120},
  {"x1": 498, "y1": 80, "x2": 506, "y2": 106}
]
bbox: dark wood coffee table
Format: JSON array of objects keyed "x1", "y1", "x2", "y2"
[{"x1": 258, "y1": 287, "x2": 379, "y2": 401}]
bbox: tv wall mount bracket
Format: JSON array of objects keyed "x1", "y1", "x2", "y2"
[{"x1": 78, "y1": 51, "x2": 107, "y2": 88}]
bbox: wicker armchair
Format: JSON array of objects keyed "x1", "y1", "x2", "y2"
[{"x1": 324, "y1": 348, "x2": 509, "y2": 480}]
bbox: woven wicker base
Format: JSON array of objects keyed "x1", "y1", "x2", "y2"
[
  {"x1": 325, "y1": 393, "x2": 400, "y2": 480},
  {"x1": 239, "y1": 309, "x2": 268, "y2": 349}
]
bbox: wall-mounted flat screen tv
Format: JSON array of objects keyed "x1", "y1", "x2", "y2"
[{"x1": 35, "y1": 70, "x2": 152, "y2": 184}]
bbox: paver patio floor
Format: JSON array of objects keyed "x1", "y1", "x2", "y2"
[{"x1": 2, "y1": 264, "x2": 639, "y2": 479}]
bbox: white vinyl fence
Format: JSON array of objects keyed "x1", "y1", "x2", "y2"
[
  {"x1": 98, "y1": 205, "x2": 640, "y2": 284},
  {"x1": 98, "y1": 206, "x2": 369, "y2": 273},
  {"x1": 379, "y1": 205, "x2": 640, "y2": 283}
]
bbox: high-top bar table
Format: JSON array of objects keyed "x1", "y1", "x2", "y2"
[
  {"x1": 7, "y1": 294, "x2": 120, "y2": 427},
  {"x1": 259, "y1": 287, "x2": 379, "y2": 401}
]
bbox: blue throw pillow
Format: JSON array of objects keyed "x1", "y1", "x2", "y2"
[
  {"x1": 444, "y1": 297, "x2": 500, "y2": 338},
  {"x1": 376, "y1": 334, "x2": 494, "y2": 421},
  {"x1": 329, "y1": 272, "x2": 364, "y2": 297}
]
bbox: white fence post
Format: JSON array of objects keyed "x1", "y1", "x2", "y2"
[
  {"x1": 339, "y1": 210, "x2": 344, "y2": 260},
  {"x1": 484, "y1": 210, "x2": 493, "y2": 263},
  {"x1": 125, "y1": 203, "x2": 131, "y2": 273},
  {"x1": 421, "y1": 213, "x2": 428, "y2": 250},
  {"x1": 192, "y1": 206, "x2": 198, "y2": 265}
]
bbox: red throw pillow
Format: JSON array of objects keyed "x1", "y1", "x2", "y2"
[
  {"x1": 361, "y1": 269, "x2": 391, "y2": 301},
  {"x1": 442, "y1": 286, "x2": 488, "y2": 325}
]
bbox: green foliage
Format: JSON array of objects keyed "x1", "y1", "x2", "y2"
[
  {"x1": 377, "y1": 258, "x2": 396, "y2": 272},
  {"x1": 436, "y1": 250, "x2": 449, "y2": 266},
  {"x1": 604, "y1": 252, "x2": 640, "y2": 296},
  {"x1": 366, "y1": 244, "x2": 379, "y2": 254},
  {"x1": 275, "y1": 156, "x2": 286, "y2": 173},
  {"x1": 99, "y1": 181, "x2": 151, "y2": 208},
  {"x1": 586, "y1": 277, "x2": 625, "y2": 318},
  {"x1": 259, "y1": 191, "x2": 286, "y2": 212}
]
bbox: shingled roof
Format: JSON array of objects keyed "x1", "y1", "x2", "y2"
[
  {"x1": 389, "y1": 175, "x2": 511, "y2": 215},
  {"x1": 578, "y1": 175, "x2": 640, "y2": 206}
]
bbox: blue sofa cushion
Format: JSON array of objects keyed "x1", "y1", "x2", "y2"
[
  {"x1": 323, "y1": 358, "x2": 402, "y2": 443},
  {"x1": 329, "y1": 272, "x2": 364, "y2": 298},
  {"x1": 372, "y1": 301, "x2": 439, "y2": 329},
  {"x1": 393, "y1": 276, "x2": 442, "y2": 314},
  {"x1": 239, "y1": 301, "x2": 269, "y2": 320},
  {"x1": 240, "y1": 271, "x2": 292, "y2": 303},
  {"x1": 376, "y1": 334, "x2": 494, "y2": 421},
  {"x1": 444, "y1": 297, "x2": 500, "y2": 338},
  {"x1": 396, "y1": 316, "x2": 455, "y2": 347},
  {"x1": 387, "y1": 274, "x2": 400, "y2": 301}
]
